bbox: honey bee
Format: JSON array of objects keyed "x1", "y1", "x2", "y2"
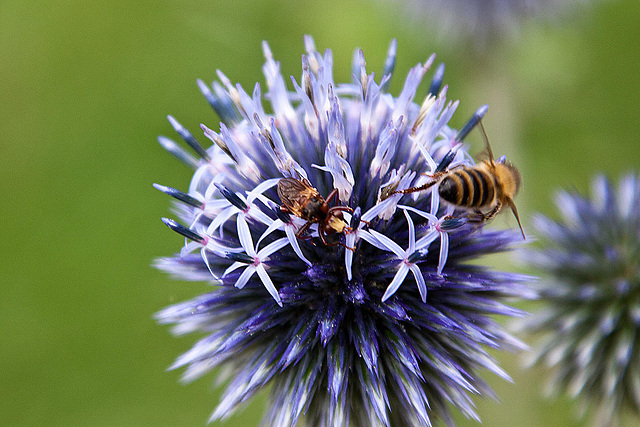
[
  {"x1": 397, "y1": 121, "x2": 525, "y2": 239},
  {"x1": 277, "y1": 177, "x2": 355, "y2": 250}
]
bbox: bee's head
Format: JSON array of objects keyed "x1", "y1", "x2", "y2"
[
  {"x1": 505, "y1": 162, "x2": 521, "y2": 196},
  {"x1": 324, "y1": 211, "x2": 347, "y2": 235},
  {"x1": 494, "y1": 157, "x2": 521, "y2": 197}
]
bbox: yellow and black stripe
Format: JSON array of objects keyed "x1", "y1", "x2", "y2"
[{"x1": 438, "y1": 167, "x2": 496, "y2": 209}]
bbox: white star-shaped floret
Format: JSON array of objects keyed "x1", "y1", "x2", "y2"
[
  {"x1": 222, "y1": 215, "x2": 289, "y2": 306},
  {"x1": 367, "y1": 210, "x2": 428, "y2": 302}
]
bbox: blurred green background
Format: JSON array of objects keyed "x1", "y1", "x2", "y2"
[{"x1": 2, "y1": 0, "x2": 639, "y2": 425}]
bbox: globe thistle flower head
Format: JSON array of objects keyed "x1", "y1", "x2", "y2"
[
  {"x1": 393, "y1": 0, "x2": 590, "y2": 46},
  {"x1": 521, "y1": 173, "x2": 640, "y2": 424},
  {"x1": 155, "y1": 37, "x2": 532, "y2": 426}
]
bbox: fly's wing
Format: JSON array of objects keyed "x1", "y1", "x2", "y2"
[{"x1": 277, "y1": 178, "x2": 314, "y2": 213}]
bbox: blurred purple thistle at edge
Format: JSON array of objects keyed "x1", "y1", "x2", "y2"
[
  {"x1": 519, "y1": 173, "x2": 640, "y2": 426},
  {"x1": 153, "y1": 36, "x2": 534, "y2": 426}
]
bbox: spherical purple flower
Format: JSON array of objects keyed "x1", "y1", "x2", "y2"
[
  {"x1": 521, "y1": 174, "x2": 640, "y2": 425},
  {"x1": 154, "y1": 37, "x2": 532, "y2": 426}
]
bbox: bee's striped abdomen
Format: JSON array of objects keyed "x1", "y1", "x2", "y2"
[
  {"x1": 438, "y1": 167, "x2": 495, "y2": 209},
  {"x1": 468, "y1": 168, "x2": 495, "y2": 207}
]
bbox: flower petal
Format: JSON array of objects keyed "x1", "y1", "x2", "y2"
[
  {"x1": 236, "y1": 215, "x2": 256, "y2": 256},
  {"x1": 367, "y1": 229, "x2": 405, "y2": 258},
  {"x1": 382, "y1": 263, "x2": 409, "y2": 302},
  {"x1": 409, "y1": 264, "x2": 427, "y2": 302},
  {"x1": 285, "y1": 225, "x2": 312, "y2": 267},
  {"x1": 437, "y1": 232, "x2": 449, "y2": 275},
  {"x1": 403, "y1": 209, "x2": 416, "y2": 253},
  {"x1": 234, "y1": 265, "x2": 256, "y2": 289},
  {"x1": 344, "y1": 232, "x2": 356, "y2": 281},
  {"x1": 256, "y1": 264, "x2": 282, "y2": 306},
  {"x1": 257, "y1": 237, "x2": 289, "y2": 259}
]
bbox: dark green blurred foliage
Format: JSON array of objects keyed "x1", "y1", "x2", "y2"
[{"x1": 1, "y1": 0, "x2": 638, "y2": 425}]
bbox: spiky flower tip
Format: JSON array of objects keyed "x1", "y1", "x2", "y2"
[
  {"x1": 154, "y1": 36, "x2": 532, "y2": 426},
  {"x1": 520, "y1": 174, "x2": 640, "y2": 425}
]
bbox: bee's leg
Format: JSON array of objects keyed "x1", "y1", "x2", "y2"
[
  {"x1": 318, "y1": 225, "x2": 329, "y2": 246},
  {"x1": 469, "y1": 202, "x2": 502, "y2": 222},
  {"x1": 338, "y1": 241, "x2": 356, "y2": 252},
  {"x1": 323, "y1": 240, "x2": 355, "y2": 252},
  {"x1": 317, "y1": 223, "x2": 354, "y2": 251},
  {"x1": 345, "y1": 239, "x2": 356, "y2": 251},
  {"x1": 325, "y1": 189, "x2": 339, "y2": 206},
  {"x1": 421, "y1": 167, "x2": 461, "y2": 178},
  {"x1": 327, "y1": 206, "x2": 353, "y2": 215},
  {"x1": 322, "y1": 233, "x2": 355, "y2": 252},
  {"x1": 393, "y1": 179, "x2": 439, "y2": 195},
  {"x1": 467, "y1": 210, "x2": 484, "y2": 223},
  {"x1": 280, "y1": 205, "x2": 292, "y2": 214},
  {"x1": 295, "y1": 221, "x2": 316, "y2": 245},
  {"x1": 482, "y1": 202, "x2": 502, "y2": 221}
]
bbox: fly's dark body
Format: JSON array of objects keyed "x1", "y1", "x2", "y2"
[{"x1": 277, "y1": 177, "x2": 354, "y2": 250}]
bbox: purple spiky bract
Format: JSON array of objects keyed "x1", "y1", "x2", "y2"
[{"x1": 154, "y1": 37, "x2": 532, "y2": 426}]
